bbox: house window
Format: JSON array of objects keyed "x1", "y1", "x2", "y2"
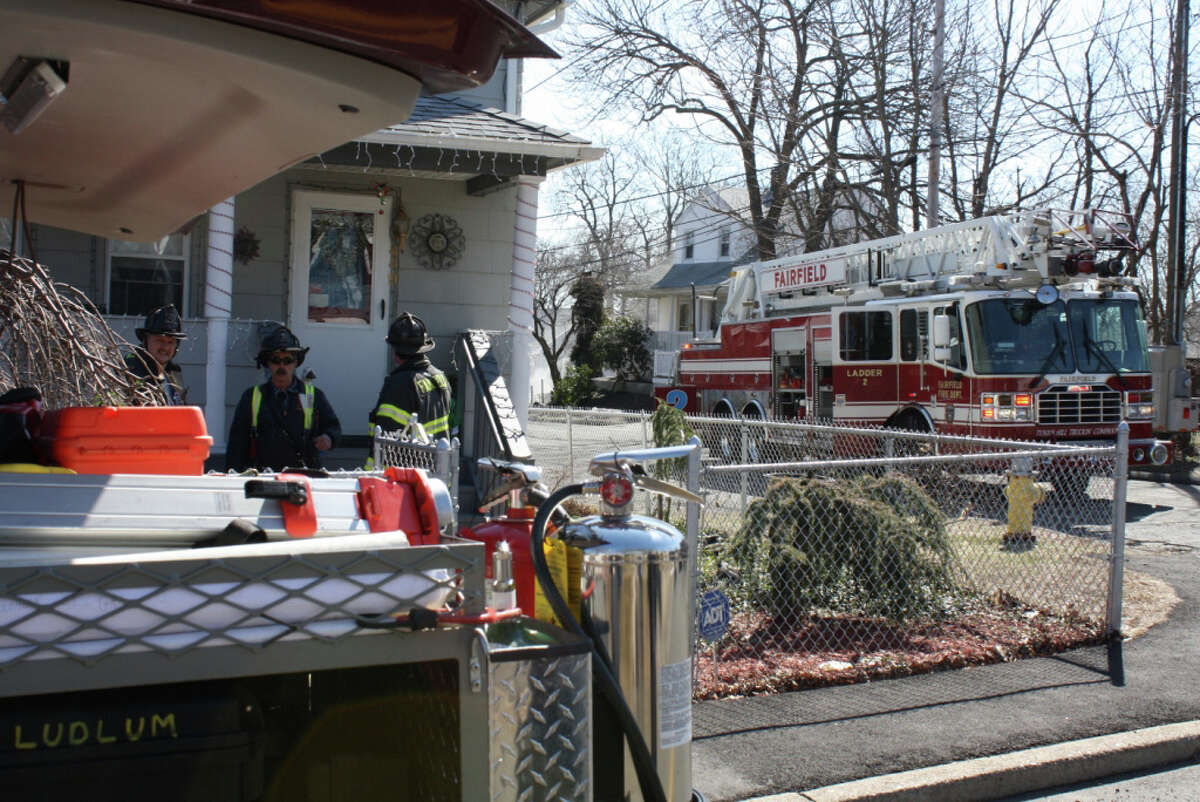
[
  {"x1": 107, "y1": 234, "x2": 189, "y2": 315},
  {"x1": 719, "y1": 227, "x2": 730, "y2": 257},
  {"x1": 684, "y1": 231, "x2": 694, "y2": 260}
]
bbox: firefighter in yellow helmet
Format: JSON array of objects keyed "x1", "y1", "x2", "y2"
[{"x1": 369, "y1": 312, "x2": 451, "y2": 441}]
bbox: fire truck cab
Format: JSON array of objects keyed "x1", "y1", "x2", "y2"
[{"x1": 660, "y1": 209, "x2": 1185, "y2": 468}]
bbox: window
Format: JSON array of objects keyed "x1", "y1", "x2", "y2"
[
  {"x1": 719, "y1": 227, "x2": 730, "y2": 257},
  {"x1": 306, "y1": 209, "x2": 374, "y2": 324},
  {"x1": 933, "y1": 303, "x2": 967, "y2": 370},
  {"x1": 838, "y1": 310, "x2": 892, "y2": 360},
  {"x1": 900, "y1": 308, "x2": 926, "y2": 361},
  {"x1": 684, "y1": 231, "x2": 694, "y2": 260},
  {"x1": 107, "y1": 234, "x2": 189, "y2": 315}
]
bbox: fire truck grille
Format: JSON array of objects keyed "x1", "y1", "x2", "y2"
[{"x1": 1037, "y1": 384, "x2": 1122, "y2": 425}]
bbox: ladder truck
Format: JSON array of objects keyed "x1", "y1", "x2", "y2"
[{"x1": 657, "y1": 208, "x2": 1195, "y2": 468}]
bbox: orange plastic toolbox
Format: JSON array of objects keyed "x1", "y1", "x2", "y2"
[{"x1": 40, "y1": 406, "x2": 212, "y2": 475}]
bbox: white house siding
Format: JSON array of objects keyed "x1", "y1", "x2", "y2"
[
  {"x1": 29, "y1": 223, "x2": 208, "y2": 317},
  {"x1": 230, "y1": 174, "x2": 289, "y2": 322}
]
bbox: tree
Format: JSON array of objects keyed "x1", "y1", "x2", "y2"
[
  {"x1": 556, "y1": 151, "x2": 644, "y2": 313},
  {"x1": 533, "y1": 245, "x2": 585, "y2": 386},
  {"x1": 567, "y1": 0, "x2": 867, "y2": 259},
  {"x1": 1025, "y1": 0, "x2": 1191, "y2": 341},
  {"x1": 569, "y1": 272, "x2": 606, "y2": 370},
  {"x1": 593, "y1": 315, "x2": 653, "y2": 381}
]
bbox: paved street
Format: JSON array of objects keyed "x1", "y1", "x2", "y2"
[
  {"x1": 1005, "y1": 757, "x2": 1200, "y2": 801},
  {"x1": 693, "y1": 476, "x2": 1200, "y2": 802}
]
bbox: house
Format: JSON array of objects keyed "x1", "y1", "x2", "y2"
[
  {"x1": 3, "y1": 1, "x2": 601, "y2": 452},
  {"x1": 628, "y1": 183, "x2": 883, "y2": 384},
  {"x1": 622, "y1": 186, "x2": 762, "y2": 384}
]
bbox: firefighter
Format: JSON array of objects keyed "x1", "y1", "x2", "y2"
[
  {"x1": 225, "y1": 326, "x2": 341, "y2": 472},
  {"x1": 125, "y1": 304, "x2": 187, "y2": 404},
  {"x1": 370, "y1": 312, "x2": 452, "y2": 441}
]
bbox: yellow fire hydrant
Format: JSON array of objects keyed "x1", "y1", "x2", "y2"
[{"x1": 1003, "y1": 458, "x2": 1044, "y2": 547}]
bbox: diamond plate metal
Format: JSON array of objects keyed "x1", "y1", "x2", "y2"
[{"x1": 488, "y1": 651, "x2": 591, "y2": 801}]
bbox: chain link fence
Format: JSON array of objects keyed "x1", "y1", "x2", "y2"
[{"x1": 526, "y1": 407, "x2": 1127, "y2": 698}]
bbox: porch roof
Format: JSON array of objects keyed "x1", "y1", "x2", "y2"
[
  {"x1": 311, "y1": 95, "x2": 605, "y2": 194},
  {"x1": 648, "y1": 260, "x2": 736, "y2": 293}
]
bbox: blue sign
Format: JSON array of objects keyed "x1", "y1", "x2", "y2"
[
  {"x1": 665, "y1": 389, "x2": 688, "y2": 410},
  {"x1": 697, "y1": 589, "x2": 731, "y2": 641}
]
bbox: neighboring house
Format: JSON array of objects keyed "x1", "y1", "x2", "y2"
[
  {"x1": 22, "y1": 29, "x2": 602, "y2": 450},
  {"x1": 629, "y1": 183, "x2": 876, "y2": 385}
]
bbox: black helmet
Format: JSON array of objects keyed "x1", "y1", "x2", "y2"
[
  {"x1": 256, "y1": 325, "x2": 309, "y2": 368},
  {"x1": 135, "y1": 304, "x2": 187, "y2": 341},
  {"x1": 386, "y1": 312, "x2": 435, "y2": 356}
]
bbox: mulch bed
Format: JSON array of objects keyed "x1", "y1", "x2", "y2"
[{"x1": 692, "y1": 601, "x2": 1105, "y2": 700}]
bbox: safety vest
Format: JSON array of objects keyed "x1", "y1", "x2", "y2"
[
  {"x1": 251, "y1": 383, "x2": 315, "y2": 438},
  {"x1": 373, "y1": 372, "x2": 450, "y2": 437}
]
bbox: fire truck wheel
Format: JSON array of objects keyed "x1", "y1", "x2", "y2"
[{"x1": 888, "y1": 410, "x2": 933, "y2": 456}]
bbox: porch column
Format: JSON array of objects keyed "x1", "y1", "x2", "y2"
[
  {"x1": 508, "y1": 177, "x2": 542, "y2": 427},
  {"x1": 204, "y1": 197, "x2": 235, "y2": 452}
]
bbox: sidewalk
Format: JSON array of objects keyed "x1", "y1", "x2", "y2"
[{"x1": 691, "y1": 509, "x2": 1200, "y2": 801}]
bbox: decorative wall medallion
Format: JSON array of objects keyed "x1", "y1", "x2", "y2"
[
  {"x1": 409, "y1": 213, "x2": 465, "y2": 270},
  {"x1": 233, "y1": 226, "x2": 260, "y2": 264}
]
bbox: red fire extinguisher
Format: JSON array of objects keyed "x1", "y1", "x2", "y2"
[{"x1": 457, "y1": 458, "x2": 557, "y2": 613}]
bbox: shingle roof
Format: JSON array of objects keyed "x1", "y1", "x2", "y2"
[
  {"x1": 650, "y1": 261, "x2": 736, "y2": 291},
  {"x1": 374, "y1": 95, "x2": 593, "y2": 148}
]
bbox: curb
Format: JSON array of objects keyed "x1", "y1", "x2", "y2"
[{"x1": 743, "y1": 720, "x2": 1200, "y2": 802}]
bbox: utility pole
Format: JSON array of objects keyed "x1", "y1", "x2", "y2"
[
  {"x1": 1166, "y1": 0, "x2": 1190, "y2": 346},
  {"x1": 926, "y1": 0, "x2": 945, "y2": 229}
]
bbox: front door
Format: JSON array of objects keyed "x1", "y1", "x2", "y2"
[{"x1": 289, "y1": 189, "x2": 391, "y2": 436}]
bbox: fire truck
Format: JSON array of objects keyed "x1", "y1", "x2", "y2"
[{"x1": 658, "y1": 208, "x2": 1195, "y2": 468}]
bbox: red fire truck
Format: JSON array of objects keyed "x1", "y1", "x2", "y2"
[{"x1": 657, "y1": 208, "x2": 1193, "y2": 468}]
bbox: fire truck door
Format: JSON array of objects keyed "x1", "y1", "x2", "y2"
[{"x1": 772, "y1": 328, "x2": 806, "y2": 418}]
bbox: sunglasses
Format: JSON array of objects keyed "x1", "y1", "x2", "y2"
[{"x1": 268, "y1": 356, "x2": 296, "y2": 366}]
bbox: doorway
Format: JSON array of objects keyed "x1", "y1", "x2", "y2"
[{"x1": 289, "y1": 189, "x2": 391, "y2": 436}]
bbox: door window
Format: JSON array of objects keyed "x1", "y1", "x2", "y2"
[{"x1": 306, "y1": 210, "x2": 374, "y2": 324}]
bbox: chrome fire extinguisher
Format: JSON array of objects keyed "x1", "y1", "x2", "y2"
[{"x1": 530, "y1": 441, "x2": 704, "y2": 802}]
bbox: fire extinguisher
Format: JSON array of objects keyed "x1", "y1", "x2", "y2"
[
  {"x1": 457, "y1": 457, "x2": 564, "y2": 613},
  {"x1": 530, "y1": 443, "x2": 704, "y2": 802}
]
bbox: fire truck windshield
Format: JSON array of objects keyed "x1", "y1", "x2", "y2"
[{"x1": 965, "y1": 297, "x2": 1148, "y2": 376}]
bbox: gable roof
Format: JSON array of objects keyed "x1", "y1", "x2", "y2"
[{"x1": 650, "y1": 261, "x2": 736, "y2": 292}]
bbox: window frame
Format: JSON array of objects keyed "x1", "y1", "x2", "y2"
[
  {"x1": 105, "y1": 234, "x2": 191, "y2": 316},
  {"x1": 838, "y1": 309, "x2": 893, "y2": 361}
]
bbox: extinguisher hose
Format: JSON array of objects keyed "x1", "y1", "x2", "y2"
[{"x1": 531, "y1": 484, "x2": 669, "y2": 802}]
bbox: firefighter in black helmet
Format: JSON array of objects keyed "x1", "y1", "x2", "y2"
[
  {"x1": 225, "y1": 325, "x2": 342, "y2": 472},
  {"x1": 370, "y1": 312, "x2": 452, "y2": 443},
  {"x1": 125, "y1": 304, "x2": 188, "y2": 404}
]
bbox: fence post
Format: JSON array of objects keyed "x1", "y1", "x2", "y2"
[
  {"x1": 641, "y1": 410, "x2": 649, "y2": 448},
  {"x1": 739, "y1": 420, "x2": 749, "y2": 513},
  {"x1": 371, "y1": 426, "x2": 382, "y2": 469},
  {"x1": 686, "y1": 435, "x2": 702, "y2": 655},
  {"x1": 567, "y1": 407, "x2": 575, "y2": 480},
  {"x1": 1106, "y1": 423, "x2": 1129, "y2": 637}
]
